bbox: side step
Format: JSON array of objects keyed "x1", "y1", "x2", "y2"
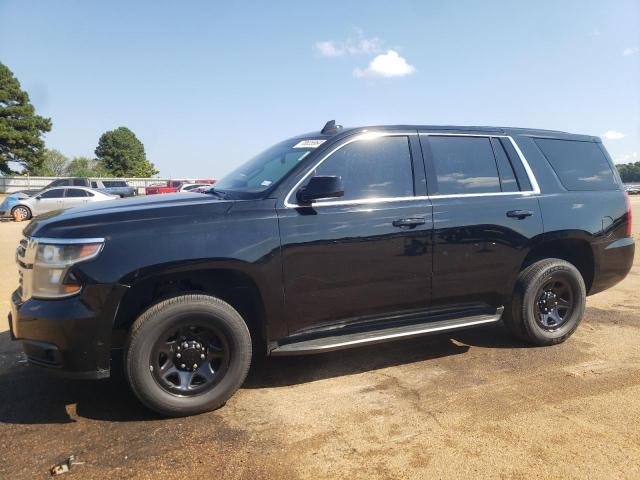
[{"x1": 270, "y1": 307, "x2": 503, "y2": 356}]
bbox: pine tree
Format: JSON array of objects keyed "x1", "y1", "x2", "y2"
[{"x1": 0, "y1": 62, "x2": 52, "y2": 174}]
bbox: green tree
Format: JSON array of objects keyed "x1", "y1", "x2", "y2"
[
  {"x1": 32, "y1": 149, "x2": 68, "y2": 176},
  {"x1": 0, "y1": 62, "x2": 52, "y2": 174},
  {"x1": 65, "y1": 156, "x2": 109, "y2": 177},
  {"x1": 617, "y1": 162, "x2": 640, "y2": 183},
  {"x1": 95, "y1": 127, "x2": 157, "y2": 177}
]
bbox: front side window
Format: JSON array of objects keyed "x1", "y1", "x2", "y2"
[
  {"x1": 39, "y1": 189, "x2": 64, "y2": 199},
  {"x1": 428, "y1": 136, "x2": 501, "y2": 194},
  {"x1": 307, "y1": 136, "x2": 414, "y2": 202},
  {"x1": 48, "y1": 179, "x2": 69, "y2": 188},
  {"x1": 72, "y1": 179, "x2": 86, "y2": 186}
]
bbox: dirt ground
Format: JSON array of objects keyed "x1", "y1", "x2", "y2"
[{"x1": 0, "y1": 197, "x2": 639, "y2": 479}]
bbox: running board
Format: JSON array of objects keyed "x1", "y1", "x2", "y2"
[{"x1": 270, "y1": 307, "x2": 503, "y2": 356}]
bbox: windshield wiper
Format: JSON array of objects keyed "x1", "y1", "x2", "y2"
[{"x1": 205, "y1": 188, "x2": 230, "y2": 199}]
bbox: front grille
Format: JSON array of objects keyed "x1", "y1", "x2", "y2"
[{"x1": 16, "y1": 236, "x2": 36, "y2": 302}]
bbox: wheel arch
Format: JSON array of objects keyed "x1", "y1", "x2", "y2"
[
  {"x1": 112, "y1": 264, "x2": 270, "y2": 352},
  {"x1": 521, "y1": 231, "x2": 595, "y2": 294}
]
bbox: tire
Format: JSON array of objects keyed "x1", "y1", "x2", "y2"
[
  {"x1": 125, "y1": 294, "x2": 252, "y2": 417},
  {"x1": 11, "y1": 205, "x2": 32, "y2": 221},
  {"x1": 504, "y1": 258, "x2": 586, "y2": 346}
]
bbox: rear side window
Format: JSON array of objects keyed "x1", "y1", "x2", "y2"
[
  {"x1": 72, "y1": 179, "x2": 86, "y2": 186},
  {"x1": 534, "y1": 138, "x2": 619, "y2": 191},
  {"x1": 428, "y1": 136, "x2": 501, "y2": 194},
  {"x1": 65, "y1": 188, "x2": 88, "y2": 197},
  {"x1": 310, "y1": 136, "x2": 414, "y2": 201},
  {"x1": 491, "y1": 138, "x2": 519, "y2": 192}
]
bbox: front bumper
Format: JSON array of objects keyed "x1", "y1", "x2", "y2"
[{"x1": 9, "y1": 284, "x2": 128, "y2": 378}]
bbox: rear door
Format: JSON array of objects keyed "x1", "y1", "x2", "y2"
[
  {"x1": 63, "y1": 188, "x2": 92, "y2": 208},
  {"x1": 278, "y1": 132, "x2": 433, "y2": 334},
  {"x1": 419, "y1": 132, "x2": 543, "y2": 309}
]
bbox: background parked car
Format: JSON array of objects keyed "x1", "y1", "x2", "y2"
[
  {"x1": 625, "y1": 185, "x2": 640, "y2": 195},
  {"x1": 16, "y1": 177, "x2": 136, "y2": 197},
  {"x1": 90, "y1": 179, "x2": 137, "y2": 197},
  {"x1": 178, "y1": 183, "x2": 214, "y2": 192},
  {"x1": 7, "y1": 186, "x2": 117, "y2": 220},
  {"x1": 145, "y1": 180, "x2": 187, "y2": 195}
]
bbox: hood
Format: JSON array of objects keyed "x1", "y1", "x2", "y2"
[{"x1": 24, "y1": 192, "x2": 234, "y2": 239}]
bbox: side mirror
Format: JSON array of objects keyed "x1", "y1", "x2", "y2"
[
  {"x1": 296, "y1": 176, "x2": 344, "y2": 204},
  {"x1": 35, "y1": 197, "x2": 41, "y2": 201}
]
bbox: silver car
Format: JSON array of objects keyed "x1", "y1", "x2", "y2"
[{"x1": 9, "y1": 186, "x2": 117, "y2": 220}]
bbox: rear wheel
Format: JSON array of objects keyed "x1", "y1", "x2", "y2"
[
  {"x1": 504, "y1": 258, "x2": 586, "y2": 346},
  {"x1": 11, "y1": 205, "x2": 32, "y2": 221},
  {"x1": 125, "y1": 294, "x2": 252, "y2": 417}
]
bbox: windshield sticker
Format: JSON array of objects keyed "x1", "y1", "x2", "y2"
[
  {"x1": 260, "y1": 180, "x2": 273, "y2": 187},
  {"x1": 293, "y1": 139, "x2": 326, "y2": 149}
]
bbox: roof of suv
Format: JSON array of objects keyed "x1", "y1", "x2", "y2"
[{"x1": 298, "y1": 122, "x2": 599, "y2": 143}]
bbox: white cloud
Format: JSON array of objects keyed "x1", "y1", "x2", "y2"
[
  {"x1": 623, "y1": 47, "x2": 639, "y2": 56},
  {"x1": 602, "y1": 130, "x2": 625, "y2": 140},
  {"x1": 315, "y1": 35, "x2": 381, "y2": 57},
  {"x1": 613, "y1": 152, "x2": 638, "y2": 164},
  {"x1": 353, "y1": 50, "x2": 416, "y2": 79}
]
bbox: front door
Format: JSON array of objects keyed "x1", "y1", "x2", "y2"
[
  {"x1": 33, "y1": 188, "x2": 65, "y2": 214},
  {"x1": 278, "y1": 132, "x2": 433, "y2": 335}
]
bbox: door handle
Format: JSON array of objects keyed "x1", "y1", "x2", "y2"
[
  {"x1": 506, "y1": 209, "x2": 534, "y2": 219},
  {"x1": 392, "y1": 217, "x2": 426, "y2": 228}
]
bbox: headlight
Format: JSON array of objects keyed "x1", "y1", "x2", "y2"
[{"x1": 32, "y1": 239, "x2": 104, "y2": 298}]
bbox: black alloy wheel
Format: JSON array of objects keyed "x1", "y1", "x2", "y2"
[{"x1": 150, "y1": 322, "x2": 231, "y2": 395}]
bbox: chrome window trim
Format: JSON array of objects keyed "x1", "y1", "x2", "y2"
[{"x1": 283, "y1": 131, "x2": 540, "y2": 208}]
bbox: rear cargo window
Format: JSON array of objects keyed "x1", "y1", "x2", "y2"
[{"x1": 534, "y1": 138, "x2": 619, "y2": 191}]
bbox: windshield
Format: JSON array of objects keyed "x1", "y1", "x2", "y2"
[{"x1": 214, "y1": 138, "x2": 323, "y2": 196}]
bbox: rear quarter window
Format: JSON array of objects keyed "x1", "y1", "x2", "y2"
[{"x1": 534, "y1": 138, "x2": 619, "y2": 191}]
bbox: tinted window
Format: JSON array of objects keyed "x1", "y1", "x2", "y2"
[
  {"x1": 428, "y1": 136, "x2": 500, "y2": 194},
  {"x1": 534, "y1": 139, "x2": 619, "y2": 191},
  {"x1": 103, "y1": 180, "x2": 127, "y2": 187},
  {"x1": 39, "y1": 189, "x2": 64, "y2": 199},
  {"x1": 72, "y1": 179, "x2": 86, "y2": 186},
  {"x1": 91, "y1": 181, "x2": 98, "y2": 188},
  {"x1": 48, "y1": 179, "x2": 69, "y2": 187},
  {"x1": 499, "y1": 138, "x2": 532, "y2": 191},
  {"x1": 491, "y1": 138, "x2": 519, "y2": 192},
  {"x1": 309, "y1": 136, "x2": 414, "y2": 201},
  {"x1": 66, "y1": 188, "x2": 88, "y2": 197}
]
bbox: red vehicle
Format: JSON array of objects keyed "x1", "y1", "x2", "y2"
[{"x1": 144, "y1": 180, "x2": 187, "y2": 195}]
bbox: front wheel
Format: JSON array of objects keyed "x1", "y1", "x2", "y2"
[
  {"x1": 504, "y1": 258, "x2": 586, "y2": 346},
  {"x1": 11, "y1": 205, "x2": 32, "y2": 221},
  {"x1": 125, "y1": 294, "x2": 252, "y2": 417}
]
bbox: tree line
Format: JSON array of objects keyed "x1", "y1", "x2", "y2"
[
  {"x1": 617, "y1": 163, "x2": 640, "y2": 183},
  {"x1": 0, "y1": 61, "x2": 157, "y2": 178}
]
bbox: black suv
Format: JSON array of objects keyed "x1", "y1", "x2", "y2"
[{"x1": 9, "y1": 121, "x2": 634, "y2": 416}]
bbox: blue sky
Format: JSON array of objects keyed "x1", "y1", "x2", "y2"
[{"x1": 1, "y1": 0, "x2": 639, "y2": 178}]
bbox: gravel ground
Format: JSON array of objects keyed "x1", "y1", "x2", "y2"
[{"x1": 0, "y1": 198, "x2": 638, "y2": 479}]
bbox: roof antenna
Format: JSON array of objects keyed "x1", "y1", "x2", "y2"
[{"x1": 321, "y1": 120, "x2": 342, "y2": 135}]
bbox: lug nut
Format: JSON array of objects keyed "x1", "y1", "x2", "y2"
[
  {"x1": 193, "y1": 363, "x2": 198, "y2": 369},
  {"x1": 176, "y1": 353, "x2": 181, "y2": 358},
  {"x1": 180, "y1": 363, "x2": 186, "y2": 368},
  {"x1": 200, "y1": 354, "x2": 205, "y2": 359}
]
